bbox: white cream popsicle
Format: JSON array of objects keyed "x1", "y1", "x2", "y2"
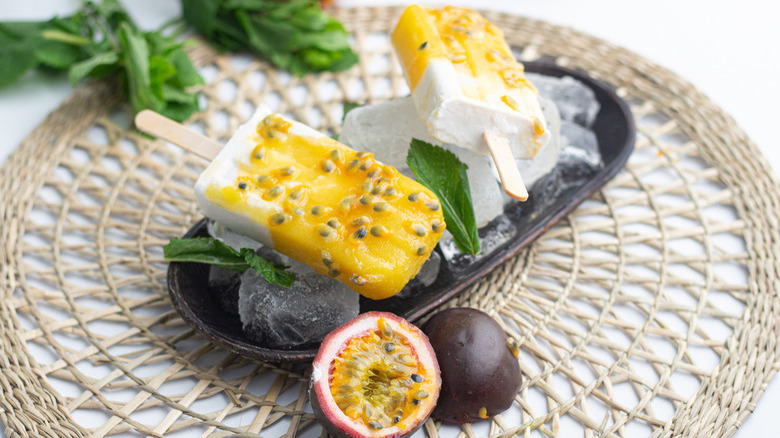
[
  {"x1": 339, "y1": 95, "x2": 563, "y2": 227},
  {"x1": 194, "y1": 105, "x2": 446, "y2": 300},
  {"x1": 391, "y1": 5, "x2": 550, "y2": 160}
]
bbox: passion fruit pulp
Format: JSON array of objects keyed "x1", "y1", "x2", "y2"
[
  {"x1": 310, "y1": 312, "x2": 441, "y2": 438},
  {"x1": 422, "y1": 308, "x2": 522, "y2": 423}
]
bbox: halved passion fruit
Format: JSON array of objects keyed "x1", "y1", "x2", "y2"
[{"x1": 310, "y1": 312, "x2": 441, "y2": 438}]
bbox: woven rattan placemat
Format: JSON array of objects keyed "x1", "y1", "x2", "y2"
[{"x1": 1, "y1": 6, "x2": 778, "y2": 438}]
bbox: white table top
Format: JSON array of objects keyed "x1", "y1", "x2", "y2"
[{"x1": 1, "y1": 1, "x2": 777, "y2": 436}]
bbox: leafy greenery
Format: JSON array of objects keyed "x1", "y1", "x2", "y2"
[
  {"x1": 0, "y1": 0, "x2": 203, "y2": 122},
  {"x1": 341, "y1": 101, "x2": 362, "y2": 121},
  {"x1": 181, "y1": 0, "x2": 358, "y2": 76},
  {"x1": 407, "y1": 139, "x2": 481, "y2": 255},
  {"x1": 164, "y1": 237, "x2": 295, "y2": 288}
]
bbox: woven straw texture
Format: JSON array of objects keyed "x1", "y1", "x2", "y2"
[{"x1": 1, "y1": 6, "x2": 778, "y2": 438}]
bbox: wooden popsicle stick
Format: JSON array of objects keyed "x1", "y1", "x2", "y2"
[
  {"x1": 483, "y1": 131, "x2": 529, "y2": 202},
  {"x1": 134, "y1": 110, "x2": 223, "y2": 161}
]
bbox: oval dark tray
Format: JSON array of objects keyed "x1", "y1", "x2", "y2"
[{"x1": 168, "y1": 62, "x2": 636, "y2": 363}]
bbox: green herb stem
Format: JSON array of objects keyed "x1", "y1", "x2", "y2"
[{"x1": 41, "y1": 29, "x2": 92, "y2": 46}]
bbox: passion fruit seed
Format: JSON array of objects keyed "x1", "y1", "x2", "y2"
[
  {"x1": 289, "y1": 186, "x2": 304, "y2": 200},
  {"x1": 293, "y1": 207, "x2": 305, "y2": 216},
  {"x1": 322, "y1": 251, "x2": 333, "y2": 266},
  {"x1": 408, "y1": 192, "x2": 421, "y2": 202},
  {"x1": 425, "y1": 201, "x2": 440, "y2": 211},
  {"x1": 270, "y1": 213, "x2": 289, "y2": 225},
  {"x1": 417, "y1": 245, "x2": 427, "y2": 256},
  {"x1": 330, "y1": 149, "x2": 344, "y2": 163},
  {"x1": 379, "y1": 318, "x2": 393, "y2": 339},
  {"x1": 238, "y1": 182, "x2": 247, "y2": 190},
  {"x1": 431, "y1": 219, "x2": 444, "y2": 233},
  {"x1": 328, "y1": 268, "x2": 341, "y2": 277},
  {"x1": 318, "y1": 224, "x2": 332, "y2": 237},
  {"x1": 257, "y1": 175, "x2": 270, "y2": 184},
  {"x1": 411, "y1": 374, "x2": 422, "y2": 383},
  {"x1": 413, "y1": 224, "x2": 427, "y2": 237},
  {"x1": 362, "y1": 182, "x2": 373, "y2": 192},
  {"x1": 351, "y1": 216, "x2": 369, "y2": 227},
  {"x1": 354, "y1": 227, "x2": 368, "y2": 239},
  {"x1": 322, "y1": 159, "x2": 336, "y2": 173},
  {"x1": 279, "y1": 166, "x2": 295, "y2": 176},
  {"x1": 351, "y1": 274, "x2": 366, "y2": 286},
  {"x1": 384, "y1": 343, "x2": 396, "y2": 353},
  {"x1": 253, "y1": 148, "x2": 265, "y2": 160},
  {"x1": 311, "y1": 205, "x2": 325, "y2": 215},
  {"x1": 371, "y1": 225, "x2": 387, "y2": 237},
  {"x1": 327, "y1": 218, "x2": 341, "y2": 229},
  {"x1": 347, "y1": 159, "x2": 360, "y2": 170},
  {"x1": 360, "y1": 195, "x2": 373, "y2": 205},
  {"x1": 383, "y1": 188, "x2": 397, "y2": 197},
  {"x1": 267, "y1": 185, "x2": 283, "y2": 198},
  {"x1": 373, "y1": 202, "x2": 389, "y2": 212}
]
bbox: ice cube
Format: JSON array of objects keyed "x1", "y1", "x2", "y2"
[
  {"x1": 557, "y1": 145, "x2": 602, "y2": 184},
  {"x1": 238, "y1": 263, "x2": 360, "y2": 349},
  {"x1": 208, "y1": 266, "x2": 242, "y2": 316},
  {"x1": 439, "y1": 215, "x2": 517, "y2": 271},
  {"x1": 526, "y1": 73, "x2": 600, "y2": 127},
  {"x1": 395, "y1": 251, "x2": 442, "y2": 299},
  {"x1": 560, "y1": 121, "x2": 601, "y2": 168},
  {"x1": 207, "y1": 220, "x2": 264, "y2": 251},
  {"x1": 339, "y1": 98, "x2": 427, "y2": 179}
]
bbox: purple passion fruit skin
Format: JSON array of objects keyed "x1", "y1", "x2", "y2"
[
  {"x1": 422, "y1": 308, "x2": 522, "y2": 423},
  {"x1": 310, "y1": 312, "x2": 441, "y2": 438}
]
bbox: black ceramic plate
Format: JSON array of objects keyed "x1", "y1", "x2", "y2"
[{"x1": 167, "y1": 62, "x2": 636, "y2": 363}]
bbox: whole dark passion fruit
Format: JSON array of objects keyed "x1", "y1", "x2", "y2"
[
  {"x1": 310, "y1": 312, "x2": 441, "y2": 438},
  {"x1": 422, "y1": 307, "x2": 522, "y2": 423}
]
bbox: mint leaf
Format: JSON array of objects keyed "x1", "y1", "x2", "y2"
[
  {"x1": 164, "y1": 237, "x2": 248, "y2": 270},
  {"x1": 407, "y1": 139, "x2": 481, "y2": 255},
  {"x1": 0, "y1": 45, "x2": 38, "y2": 88},
  {"x1": 241, "y1": 249, "x2": 295, "y2": 288},
  {"x1": 164, "y1": 237, "x2": 295, "y2": 288},
  {"x1": 117, "y1": 22, "x2": 158, "y2": 115},
  {"x1": 167, "y1": 48, "x2": 204, "y2": 88},
  {"x1": 341, "y1": 101, "x2": 362, "y2": 121},
  {"x1": 68, "y1": 51, "x2": 119, "y2": 84}
]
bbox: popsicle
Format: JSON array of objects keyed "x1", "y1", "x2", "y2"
[
  {"x1": 176, "y1": 105, "x2": 446, "y2": 300},
  {"x1": 392, "y1": 5, "x2": 551, "y2": 200},
  {"x1": 338, "y1": 94, "x2": 563, "y2": 227}
]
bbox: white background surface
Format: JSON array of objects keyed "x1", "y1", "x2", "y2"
[{"x1": 0, "y1": 1, "x2": 777, "y2": 436}]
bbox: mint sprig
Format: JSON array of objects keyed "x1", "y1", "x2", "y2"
[
  {"x1": 164, "y1": 237, "x2": 295, "y2": 288},
  {"x1": 181, "y1": 0, "x2": 358, "y2": 76},
  {"x1": 0, "y1": 0, "x2": 203, "y2": 122},
  {"x1": 406, "y1": 139, "x2": 481, "y2": 255}
]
